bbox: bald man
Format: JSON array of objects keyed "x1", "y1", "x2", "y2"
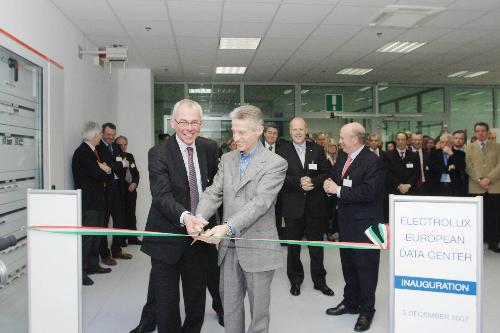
[
  {"x1": 323, "y1": 122, "x2": 385, "y2": 332},
  {"x1": 276, "y1": 117, "x2": 334, "y2": 297}
]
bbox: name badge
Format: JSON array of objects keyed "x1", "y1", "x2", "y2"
[
  {"x1": 116, "y1": 156, "x2": 123, "y2": 162},
  {"x1": 406, "y1": 163, "x2": 413, "y2": 169},
  {"x1": 131, "y1": 163, "x2": 136, "y2": 168},
  {"x1": 308, "y1": 163, "x2": 317, "y2": 170},
  {"x1": 343, "y1": 178, "x2": 352, "y2": 187}
]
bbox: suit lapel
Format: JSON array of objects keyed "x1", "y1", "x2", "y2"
[
  {"x1": 304, "y1": 142, "x2": 314, "y2": 172},
  {"x1": 195, "y1": 139, "x2": 209, "y2": 190},
  {"x1": 290, "y1": 143, "x2": 304, "y2": 171},
  {"x1": 169, "y1": 135, "x2": 189, "y2": 186},
  {"x1": 236, "y1": 148, "x2": 266, "y2": 192},
  {"x1": 232, "y1": 150, "x2": 241, "y2": 193},
  {"x1": 343, "y1": 147, "x2": 366, "y2": 179}
]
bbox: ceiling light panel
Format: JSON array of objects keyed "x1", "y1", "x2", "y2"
[
  {"x1": 189, "y1": 88, "x2": 212, "y2": 94},
  {"x1": 337, "y1": 68, "x2": 373, "y2": 76},
  {"x1": 377, "y1": 41, "x2": 426, "y2": 53},
  {"x1": 219, "y1": 38, "x2": 261, "y2": 50},
  {"x1": 448, "y1": 70, "x2": 489, "y2": 78},
  {"x1": 216, "y1": 67, "x2": 247, "y2": 74}
]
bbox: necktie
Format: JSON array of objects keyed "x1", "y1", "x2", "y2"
[
  {"x1": 341, "y1": 156, "x2": 353, "y2": 178},
  {"x1": 269, "y1": 145, "x2": 273, "y2": 151},
  {"x1": 298, "y1": 147, "x2": 305, "y2": 167},
  {"x1": 108, "y1": 144, "x2": 113, "y2": 155},
  {"x1": 400, "y1": 151, "x2": 405, "y2": 159},
  {"x1": 94, "y1": 149, "x2": 101, "y2": 162},
  {"x1": 187, "y1": 147, "x2": 199, "y2": 212},
  {"x1": 418, "y1": 149, "x2": 425, "y2": 183},
  {"x1": 481, "y1": 142, "x2": 485, "y2": 150}
]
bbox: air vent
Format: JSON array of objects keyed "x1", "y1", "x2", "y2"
[{"x1": 369, "y1": 5, "x2": 444, "y2": 28}]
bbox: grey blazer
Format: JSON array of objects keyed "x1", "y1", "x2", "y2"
[{"x1": 196, "y1": 145, "x2": 288, "y2": 273}]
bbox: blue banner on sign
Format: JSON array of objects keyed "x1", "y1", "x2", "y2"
[{"x1": 395, "y1": 275, "x2": 476, "y2": 296}]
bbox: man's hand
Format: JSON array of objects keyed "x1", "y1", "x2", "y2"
[
  {"x1": 128, "y1": 183, "x2": 137, "y2": 192},
  {"x1": 197, "y1": 224, "x2": 231, "y2": 245},
  {"x1": 397, "y1": 184, "x2": 411, "y2": 194},
  {"x1": 323, "y1": 178, "x2": 338, "y2": 195},
  {"x1": 184, "y1": 214, "x2": 209, "y2": 238},
  {"x1": 301, "y1": 176, "x2": 314, "y2": 191},
  {"x1": 442, "y1": 146, "x2": 454, "y2": 156},
  {"x1": 98, "y1": 161, "x2": 111, "y2": 174},
  {"x1": 479, "y1": 177, "x2": 491, "y2": 190}
]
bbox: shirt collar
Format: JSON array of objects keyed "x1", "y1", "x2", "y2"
[
  {"x1": 240, "y1": 143, "x2": 261, "y2": 159},
  {"x1": 350, "y1": 145, "x2": 364, "y2": 160},
  {"x1": 84, "y1": 141, "x2": 95, "y2": 151},
  {"x1": 293, "y1": 141, "x2": 306, "y2": 151},
  {"x1": 397, "y1": 147, "x2": 406, "y2": 154},
  {"x1": 176, "y1": 135, "x2": 195, "y2": 152},
  {"x1": 101, "y1": 139, "x2": 110, "y2": 147}
]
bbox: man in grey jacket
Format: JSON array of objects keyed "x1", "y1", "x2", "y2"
[{"x1": 196, "y1": 104, "x2": 287, "y2": 333}]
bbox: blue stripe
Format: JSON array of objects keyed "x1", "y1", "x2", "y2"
[{"x1": 395, "y1": 275, "x2": 476, "y2": 296}]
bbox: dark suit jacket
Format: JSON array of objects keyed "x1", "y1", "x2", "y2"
[
  {"x1": 329, "y1": 146, "x2": 385, "y2": 242},
  {"x1": 124, "y1": 152, "x2": 140, "y2": 186},
  {"x1": 141, "y1": 135, "x2": 219, "y2": 264},
  {"x1": 385, "y1": 149, "x2": 421, "y2": 195},
  {"x1": 96, "y1": 140, "x2": 126, "y2": 184},
  {"x1": 276, "y1": 141, "x2": 329, "y2": 219},
  {"x1": 429, "y1": 148, "x2": 467, "y2": 195},
  {"x1": 72, "y1": 142, "x2": 109, "y2": 211}
]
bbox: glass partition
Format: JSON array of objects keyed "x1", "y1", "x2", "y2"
[
  {"x1": 187, "y1": 84, "x2": 240, "y2": 117},
  {"x1": 450, "y1": 87, "x2": 493, "y2": 137},
  {"x1": 300, "y1": 85, "x2": 373, "y2": 113},
  {"x1": 154, "y1": 84, "x2": 184, "y2": 142}
]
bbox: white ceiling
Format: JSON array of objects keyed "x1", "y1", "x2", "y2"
[{"x1": 50, "y1": 0, "x2": 500, "y2": 85}]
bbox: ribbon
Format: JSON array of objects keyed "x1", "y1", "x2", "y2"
[{"x1": 26, "y1": 223, "x2": 390, "y2": 250}]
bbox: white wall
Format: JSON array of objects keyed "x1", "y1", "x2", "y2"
[
  {"x1": 1, "y1": 0, "x2": 114, "y2": 189},
  {"x1": 113, "y1": 68, "x2": 153, "y2": 231}
]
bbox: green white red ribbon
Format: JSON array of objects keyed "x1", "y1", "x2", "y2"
[{"x1": 26, "y1": 223, "x2": 390, "y2": 250}]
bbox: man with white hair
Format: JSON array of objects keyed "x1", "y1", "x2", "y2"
[
  {"x1": 323, "y1": 122, "x2": 385, "y2": 332},
  {"x1": 140, "y1": 99, "x2": 220, "y2": 333},
  {"x1": 196, "y1": 104, "x2": 288, "y2": 333},
  {"x1": 72, "y1": 122, "x2": 113, "y2": 286}
]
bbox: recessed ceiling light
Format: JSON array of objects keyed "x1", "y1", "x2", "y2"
[
  {"x1": 215, "y1": 67, "x2": 246, "y2": 74},
  {"x1": 189, "y1": 88, "x2": 211, "y2": 94},
  {"x1": 448, "y1": 70, "x2": 489, "y2": 78},
  {"x1": 219, "y1": 38, "x2": 261, "y2": 50},
  {"x1": 337, "y1": 68, "x2": 373, "y2": 76},
  {"x1": 377, "y1": 41, "x2": 426, "y2": 53}
]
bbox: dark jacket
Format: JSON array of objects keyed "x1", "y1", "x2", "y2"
[
  {"x1": 429, "y1": 148, "x2": 467, "y2": 196},
  {"x1": 141, "y1": 135, "x2": 219, "y2": 264},
  {"x1": 329, "y1": 146, "x2": 385, "y2": 242},
  {"x1": 72, "y1": 142, "x2": 109, "y2": 211},
  {"x1": 276, "y1": 141, "x2": 329, "y2": 218},
  {"x1": 385, "y1": 148, "x2": 421, "y2": 195},
  {"x1": 123, "y1": 152, "x2": 140, "y2": 186}
]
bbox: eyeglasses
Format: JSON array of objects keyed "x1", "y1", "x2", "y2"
[{"x1": 175, "y1": 119, "x2": 202, "y2": 128}]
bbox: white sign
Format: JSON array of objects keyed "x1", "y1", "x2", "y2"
[{"x1": 390, "y1": 195, "x2": 482, "y2": 333}]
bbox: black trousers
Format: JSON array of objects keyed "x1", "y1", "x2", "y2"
[
  {"x1": 82, "y1": 209, "x2": 105, "y2": 274},
  {"x1": 340, "y1": 248, "x2": 380, "y2": 315},
  {"x1": 139, "y1": 245, "x2": 223, "y2": 328},
  {"x1": 100, "y1": 181, "x2": 127, "y2": 257},
  {"x1": 275, "y1": 198, "x2": 286, "y2": 240},
  {"x1": 285, "y1": 216, "x2": 327, "y2": 286},
  {"x1": 483, "y1": 193, "x2": 500, "y2": 249},
  {"x1": 151, "y1": 245, "x2": 208, "y2": 333},
  {"x1": 124, "y1": 188, "x2": 138, "y2": 240}
]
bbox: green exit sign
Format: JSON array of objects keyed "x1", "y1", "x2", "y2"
[{"x1": 325, "y1": 94, "x2": 343, "y2": 112}]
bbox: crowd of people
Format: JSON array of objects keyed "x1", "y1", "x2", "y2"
[{"x1": 72, "y1": 98, "x2": 500, "y2": 333}]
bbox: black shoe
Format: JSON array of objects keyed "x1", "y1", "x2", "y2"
[
  {"x1": 82, "y1": 275, "x2": 94, "y2": 286},
  {"x1": 314, "y1": 284, "x2": 334, "y2": 296},
  {"x1": 128, "y1": 238, "x2": 142, "y2": 245},
  {"x1": 354, "y1": 313, "x2": 374, "y2": 332},
  {"x1": 87, "y1": 265, "x2": 112, "y2": 275},
  {"x1": 326, "y1": 302, "x2": 359, "y2": 316},
  {"x1": 290, "y1": 284, "x2": 301, "y2": 296},
  {"x1": 216, "y1": 311, "x2": 224, "y2": 327},
  {"x1": 129, "y1": 322, "x2": 155, "y2": 333}
]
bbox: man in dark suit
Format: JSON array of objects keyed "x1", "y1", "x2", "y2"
[
  {"x1": 72, "y1": 122, "x2": 113, "y2": 286},
  {"x1": 139, "y1": 99, "x2": 219, "y2": 333},
  {"x1": 96, "y1": 122, "x2": 132, "y2": 265},
  {"x1": 410, "y1": 133, "x2": 431, "y2": 195},
  {"x1": 263, "y1": 122, "x2": 286, "y2": 241},
  {"x1": 323, "y1": 122, "x2": 385, "y2": 332},
  {"x1": 276, "y1": 117, "x2": 334, "y2": 297},
  {"x1": 368, "y1": 133, "x2": 390, "y2": 223},
  {"x1": 429, "y1": 133, "x2": 467, "y2": 196},
  {"x1": 115, "y1": 135, "x2": 141, "y2": 245},
  {"x1": 385, "y1": 131, "x2": 420, "y2": 196}
]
